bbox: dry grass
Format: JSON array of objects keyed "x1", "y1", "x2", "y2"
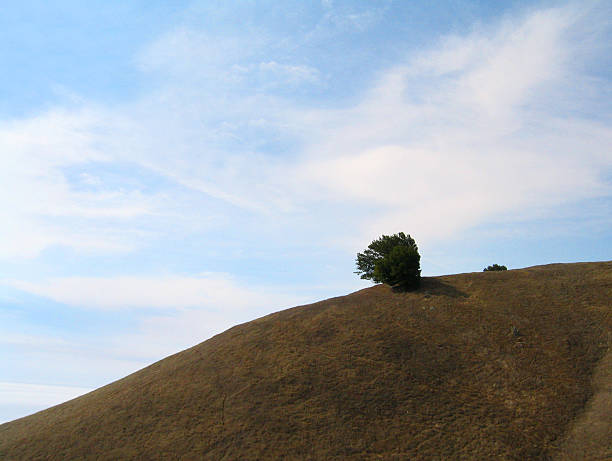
[{"x1": 1, "y1": 262, "x2": 611, "y2": 460}]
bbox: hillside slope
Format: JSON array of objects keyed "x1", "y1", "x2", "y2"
[{"x1": 1, "y1": 262, "x2": 611, "y2": 460}]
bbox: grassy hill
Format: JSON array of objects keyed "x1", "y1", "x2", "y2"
[{"x1": 1, "y1": 262, "x2": 611, "y2": 460}]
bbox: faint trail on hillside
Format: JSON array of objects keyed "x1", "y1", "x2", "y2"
[{"x1": 554, "y1": 342, "x2": 612, "y2": 460}]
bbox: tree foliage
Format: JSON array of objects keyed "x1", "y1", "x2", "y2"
[
  {"x1": 355, "y1": 232, "x2": 421, "y2": 290},
  {"x1": 483, "y1": 264, "x2": 507, "y2": 272}
]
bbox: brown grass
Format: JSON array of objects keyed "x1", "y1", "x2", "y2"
[{"x1": 1, "y1": 261, "x2": 611, "y2": 460}]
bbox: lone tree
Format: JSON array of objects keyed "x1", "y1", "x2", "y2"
[
  {"x1": 483, "y1": 264, "x2": 507, "y2": 271},
  {"x1": 355, "y1": 232, "x2": 421, "y2": 290}
]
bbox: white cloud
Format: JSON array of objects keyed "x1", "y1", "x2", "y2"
[
  {"x1": 0, "y1": 382, "x2": 92, "y2": 424},
  {"x1": 0, "y1": 381, "x2": 91, "y2": 408},
  {"x1": 137, "y1": 27, "x2": 264, "y2": 77},
  {"x1": 294, "y1": 4, "x2": 612, "y2": 245},
  {"x1": 0, "y1": 2, "x2": 610, "y2": 261},
  {"x1": 7, "y1": 274, "x2": 308, "y2": 311},
  {"x1": 0, "y1": 109, "x2": 163, "y2": 259},
  {"x1": 137, "y1": 27, "x2": 323, "y2": 89},
  {"x1": 318, "y1": 2, "x2": 388, "y2": 33},
  {"x1": 258, "y1": 61, "x2": 322, "y2": 85},
  {"x1": 0, "y1": 333, "x2": 71, "y2": 348},
  {"x1": 410, "y1": 7, "x2": 572, "y2": 117}
]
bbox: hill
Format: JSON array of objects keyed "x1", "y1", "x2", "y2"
[{"x1": 1, "y1": 262, "x2": 611, "y2": 460}]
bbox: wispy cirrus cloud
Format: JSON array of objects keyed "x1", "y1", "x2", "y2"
[
  {"x1": 295, "y1": 3, "x2": 612, "y2": 245},
  {"x1": 0, "y1": 381, "x2": 91, "y2": 407},
  {"x1": 0, "y1": 109, "x2": 156, "y2": 259},
  {"x1": 0, "y1": 2, "x2": 609, "y2": 262},
  {"x1": 7, "y1": 274, "x2": 308, "y2": 311}
]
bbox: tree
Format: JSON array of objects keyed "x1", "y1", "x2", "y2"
[
  {"x1": 483, "y1": 264, "x2": 507, "y2": 272},
  {"x1": 355, "y1": 232, "x2": 421, "y2": 290}
]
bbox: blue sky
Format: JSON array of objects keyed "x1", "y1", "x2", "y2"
[{"x1": 1, "y1": 0, "x2": 611, "y2": 424}]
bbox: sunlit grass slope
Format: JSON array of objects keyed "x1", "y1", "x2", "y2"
[{"x1": 1, "y1": 262, "x2": 611, "y2": 460}]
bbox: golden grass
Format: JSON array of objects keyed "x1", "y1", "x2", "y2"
[{"x1": 1, "y1": 261, "x2": 611, "y2": 460}]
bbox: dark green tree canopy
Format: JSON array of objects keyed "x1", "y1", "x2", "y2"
[
  {"x1": 483, "y1": 264, "x2": 507, "y2": 272},
  {"x1": 355, "y1": 232, "x2": 421, "y2": 290}
]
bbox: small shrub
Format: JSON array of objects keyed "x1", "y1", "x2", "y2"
[{"x1": 484, "y1": 264, "x2": 507, "y2": 272}]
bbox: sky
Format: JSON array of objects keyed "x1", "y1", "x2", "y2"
[{"x1": 1, "y1": 0, "x2": 611, "y2": 424}]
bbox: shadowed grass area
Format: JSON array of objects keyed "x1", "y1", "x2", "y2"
[{"x1": 1, "y1": 262, "x2": 611, "y2": 460}]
